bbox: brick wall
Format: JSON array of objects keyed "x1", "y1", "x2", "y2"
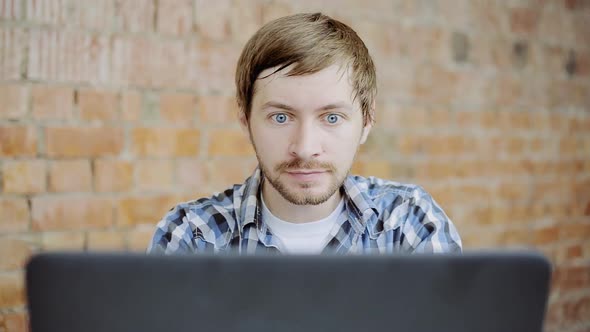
[{"x1": 0, "y1": 0, "x2": 588, "y2": 331}]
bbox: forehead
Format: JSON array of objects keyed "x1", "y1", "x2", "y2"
[{"x1": 252, "y1": 64, "x2": 357, "y2": 109}]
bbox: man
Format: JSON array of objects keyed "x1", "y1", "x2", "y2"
[{"x1": 148, "y1": 13, "x2": 462, "y2": 255}]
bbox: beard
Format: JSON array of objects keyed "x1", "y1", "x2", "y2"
[{"x1": 258, "y1": 157, "x2": 347, "y2": 206}]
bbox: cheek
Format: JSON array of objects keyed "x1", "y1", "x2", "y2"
[{"x1": 250, "y1": 126, "x2": 288, "y2": 157}]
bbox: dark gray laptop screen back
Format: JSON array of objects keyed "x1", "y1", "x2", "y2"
[{"x1": 26, "y1": 252, "x2": 551, "y2": 332}]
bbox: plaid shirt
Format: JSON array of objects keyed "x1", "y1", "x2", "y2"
[{"x1": 148, "y1": 168, "x2": 462, "y2": 255}]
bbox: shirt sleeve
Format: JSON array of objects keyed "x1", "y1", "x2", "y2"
[{"x1": 403, "y1": 186, "x2": 462, "y2": 253}]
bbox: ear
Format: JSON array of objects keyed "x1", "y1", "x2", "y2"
[
  {"x1": 360, "y1": 122, "x2": 372, "y2": 144},
  {"x1": 239, "y1": 111, "x2": 249, "y2": 134},
  {"x1": 359, "y1": 101, "x2": 375, "y2": 144}
]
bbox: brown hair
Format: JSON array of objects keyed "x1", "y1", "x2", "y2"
[{"x1": 235, "y1": 13, "x2": 377, "y2": 125}]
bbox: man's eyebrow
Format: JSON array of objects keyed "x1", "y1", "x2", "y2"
[
  {"x1": 260, "y1": 101, "x2": 353, "y2": 112},
  {"x1": 317, "y1": 102, "x2": 353, "y2": 111},
  {"x1": 260, "y1": 101, "x2": 297, "y2": 112}
]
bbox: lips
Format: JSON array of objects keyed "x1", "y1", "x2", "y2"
[
  {"x1": 285, "y1": 170, "x2": 327, "y2": 181},
  {"x1": 286, "y1": 170, "x2": 326, "y2": 174}
]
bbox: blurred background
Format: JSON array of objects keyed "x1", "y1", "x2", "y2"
[{"x1": 0, "y1": 0, "x2": 589, "y2": 331}]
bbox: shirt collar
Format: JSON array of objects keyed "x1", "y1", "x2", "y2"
[
  {"x1": 342, "y1": 175, "x2": 379, "y2": 223},
  {"x1": 235, "y1": 167, "x2": 263, "y2": 231}
]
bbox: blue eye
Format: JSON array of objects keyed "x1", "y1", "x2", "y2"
[
  {"x1": 326, "y1": 114, "x2": 340, "y2": 124},
  {"x1": 272, "y1": 113, "x2": 288, "y2": 124}
]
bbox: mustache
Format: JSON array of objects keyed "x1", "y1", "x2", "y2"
[{"x1": 274, "y1": 159, "x2": 336, "y2": 173}]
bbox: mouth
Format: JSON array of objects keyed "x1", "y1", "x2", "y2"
[
  {"x1": 284, "y1": 169, "x2": 327, "y2": 181},
  {"x1": 285, "y1": 169, "x2": 326, "y2": 174}
]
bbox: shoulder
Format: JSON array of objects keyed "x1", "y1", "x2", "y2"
[
  {"x1": 350, "y1": 175, "x2": 461, "y2": 252},
  {"x1": 148, "y1": 185, "x2": 242, "y2": 253},
  {"x1": 348, "y1": 175, "x2": 427, "y2": 207}
]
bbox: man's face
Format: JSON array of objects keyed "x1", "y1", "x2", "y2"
[{"x1": 243, "y1": 64, "x2": 372, "y2": 206}]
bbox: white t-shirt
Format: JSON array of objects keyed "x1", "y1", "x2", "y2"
[{"x1": 261, "y1": 197, "x2": 344, "y2": 254}]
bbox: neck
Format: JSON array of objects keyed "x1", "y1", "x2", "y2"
[{"x1": 261, "y1": 180, "x2": 342, "y2": 224}]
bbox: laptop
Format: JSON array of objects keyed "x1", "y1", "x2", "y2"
[{"x1": 26, "y1": 251, "x2": 551, "y2": 332}]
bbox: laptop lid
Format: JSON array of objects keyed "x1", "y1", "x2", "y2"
[{"x1": 26, "y1": 252, "x2": 551, "y2": 332}]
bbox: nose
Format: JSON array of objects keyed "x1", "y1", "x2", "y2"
[{"x1": 288, "y1": 121, "x2": 322, "y2": 160}]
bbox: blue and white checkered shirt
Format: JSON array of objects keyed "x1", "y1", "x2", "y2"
[{"x1": 148, "y1": 168, "x2": 462, "y2": 255}]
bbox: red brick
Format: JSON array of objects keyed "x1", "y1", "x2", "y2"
[
  {"x1": 41, "y1": 231, "x2": 85, "y2": 250},
  {"x1": 351, "y1": 160, "x2": 393, "y2": 180},
  {"x1": 159, "y1": 93, "x2": 197, "y2": 124},
  {"x1": 412, "y1": 64, "x2": 460, "y2": 105},
  {"x1": 86, "y1": 231, "x2": 126, "y2": 250},
  {"x1": 509, "y1": 7, "x2": 540, "y2": 35},
  {"x1": 116, "y1": 195, "x2": 179, "y2": 227},
  {"x1": 459, "y1": 229, "x2": 502, "y2": 248},
  {"x1": 32, "y1": 196, "x2": 113, "y2": 231},
  {"x1": 575, "y1": 50, "x2": 590, "y2": 77},
  {"x1": 506, "y1": 137, "x2": 527, "y2": 154},
  {"x1": 401, "y1": 25, "x2": 447, "y2": 63},
  {"x1": 127, "y1": 226, "x2": 154, "y2": 252},
  {"x1": 46, "y1": 127, "x2": 124, "y2": 157},
  {"x1": 0, "y1": 198, "x2": 29, "y2": 233},
  {"x1": 207, "y1": 128, "x2": 253, "y2": 157},
  {"x1": 206, "y1": 158, "x2": 257, "y2": 190},
  {"x1": 396, "y1": 134, "x2": 425, "y2": 156},
  {"x1": 560, "y1": 223, "x2": 590, "y2": 241},
  {"x1": 423, "y1": 185, "x2": 454, "y2": 212},
  {"x1": 452, "y1": 185, "x2": 493, "y2": 205},
  {"x1": 565, "y1": 244, "x2": 583, "y2": 260},
  {"x1": 0, "y1": 126, "x2": 37, "y2": 157},
  {"x1": 94, "y1": 159, "x2": 133, "y2": 192},
  {"x1": 421, "y1": 161, "x2": 456, "y2": 181},
  {"x1": 0, "y1": 84, "x2": 27, "y2": 119},
  {"x1": 78, "y1": 89, "x2": 119, "y2": 121},
  {"x1": 194, "y1": 0, "x2": 232, "y2": 41},
  {"x1": 31, "y1": 85, "x2": 74, "y2": 119},
  {"x1": 497, "y1": 181, "x2": 530, "y2": 202},
  {"x1": 156, "y1": 0, "x2": 193, "y2": 36},
  {"x1": 121, "y1": 91, "x2": 142, "y2": 122},
  {"x1": 424, "y1": 135, "x2": 469, "y2": 156},
  {"x1": 1, "y1": 311, "x2": 28, "y2": 332},
  {"x1": 199, "y1": 95, "x2": 237, "y2": 125},
  {"x1": 559, "y1": 137, "x2": 577, "y2": 157},
  {"x1": 461, "y1": 206, "x2": 494, "y2": 227},
  {"x1": 573, "y1": 14, "x2": 590, "y2": 46},
  {"x1": 28, "y1": 30, "x2": 110, "y2": 83},
  {"x1": 563, "y1": 295, "x2": 590, "y2": 324},
  {"x1": 563, "y1": 0, "x2": 589, "y2": 10},
  {"x1": 114, "y1": 0, "x2": 155, "y2": 33},
  {"x1": 48, "y1": 160, "x2": 92, "y2": 192},
  {"x1": 0, "y1": 272, "x2": 24, "y2": 308},
  {"x1": 544, "y1": 301, "x2": 562, "y2": 330},
  {"x1": 498, "y1": 228, "x2": 531, "y2": 246},
  {"x1": 0, "y1": 237, "x2": 35, "y2": 270},
  {"x1": 175, "y1": 159, "x2": 208, "y2": 191},
  {"x1": 533, "y1": 226, "x2": 560, "y2": 245},
  {"x1": 131, "y1": 128, "x2": 200, "y2": 157},
  {"x1": 2, "y1": 160, "x2": 46, "y2": 194},
  {"x1": 135, "y1": 160, "x2": 174, "y2": 191},
  {"x1": 0, "y1": 27, "x2": 26, "y2": 80}
]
